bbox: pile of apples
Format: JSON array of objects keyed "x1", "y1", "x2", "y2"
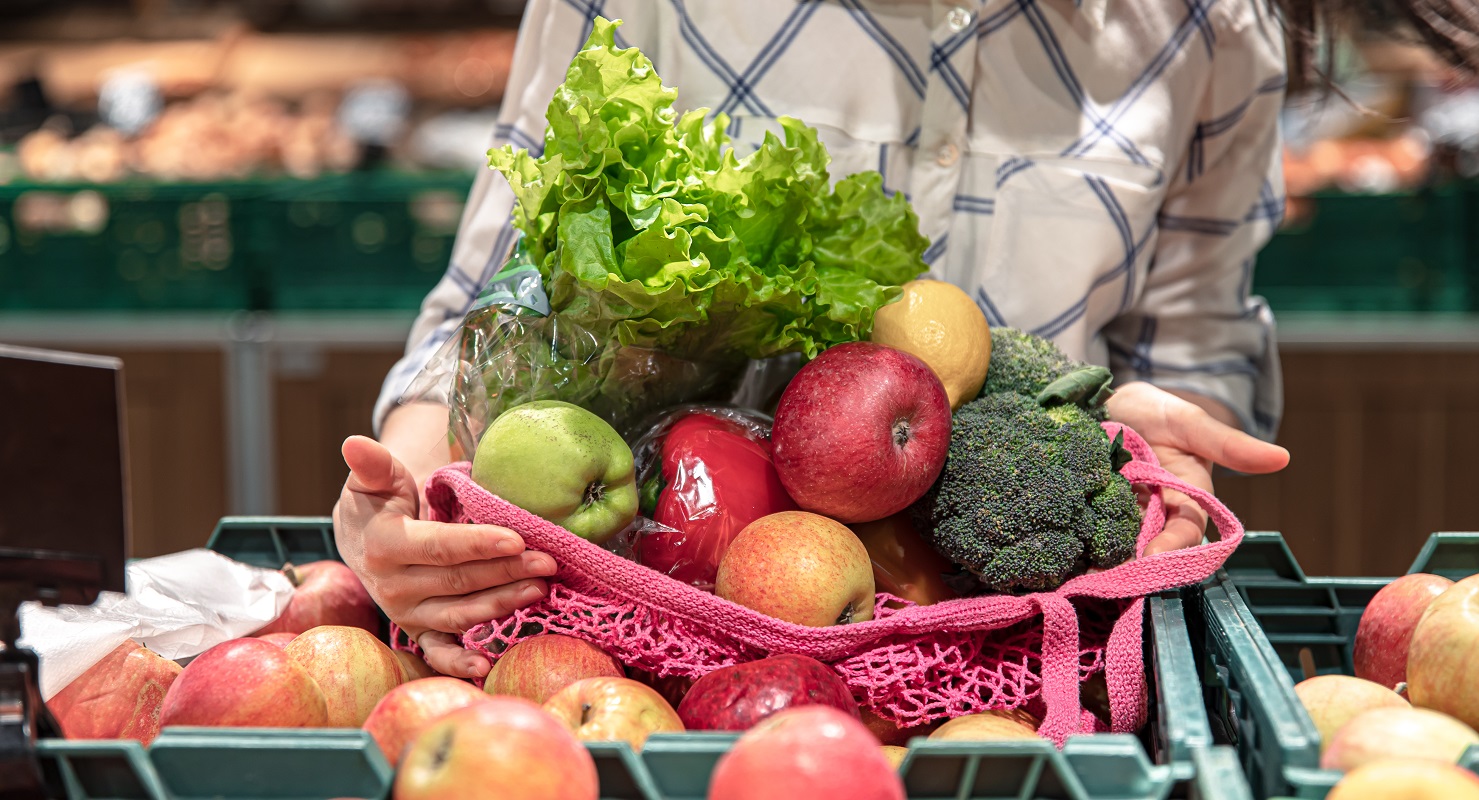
[{"x1": 1292, "y1": 572, "x2": 1479, "y2": 799}]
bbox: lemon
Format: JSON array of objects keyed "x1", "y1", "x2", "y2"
[{"x1": 869, "y1": 279, "x2": 992, "y2": 409}]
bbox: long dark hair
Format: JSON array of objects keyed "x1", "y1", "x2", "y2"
[{"x1": 1278, "y1": 0, "x2": 1479, "y2": 92}]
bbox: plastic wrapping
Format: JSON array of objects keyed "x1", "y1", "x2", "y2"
[{"x1": 629, "y1": 405, "x2": 797, "y2": 590}]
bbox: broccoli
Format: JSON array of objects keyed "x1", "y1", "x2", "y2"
[
  {"x1": 913, "y1": 365, "x2": 1141, "y2": 593},
  {"x1": 977, "y1": 327, "x2": 1082, "y2": 401}
]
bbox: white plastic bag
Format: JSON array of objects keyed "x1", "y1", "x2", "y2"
[{"x1": 16, "y1": 549, "x2": 293, "y2": 699}]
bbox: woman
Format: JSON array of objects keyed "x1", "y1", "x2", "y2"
[{"x1": 334, "y1": 0, "x2": 1478, "y2": 678}]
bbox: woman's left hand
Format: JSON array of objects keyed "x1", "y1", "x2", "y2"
[{"x1": 1105, "y1": 382, "x2": 1290, "y2": 555}]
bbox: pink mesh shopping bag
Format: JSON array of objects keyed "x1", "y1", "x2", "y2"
[{"x1": 418, "y1": 422, "x2": 1243, "y2": 745}]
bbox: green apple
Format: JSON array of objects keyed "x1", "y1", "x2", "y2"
[{"x1": 472, "y1": 401, "x2": 638, "y2": 544}]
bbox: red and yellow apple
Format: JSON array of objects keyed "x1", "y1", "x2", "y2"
[
  {"x1": 880, "y1": 745, "x2": 908, "y2": 770},
  {"x1": 1408, "y1": 575, "x2": 1479, "y2": 729},
  {"x1": 850, "y1": 513, "x2": 958, "y2": 606},
  {"x1": 362, "y1": 676, "x2": 492, "y2": 768},
  {"x1": 285, "y1": 625, "x2": 402, "y2": 727},
  {"x1": 47, "y1": 641, "x2": 181, "y2": 745},
  {"x1": 483, "y1": 634, "x2": 624, "y2": 704},
  {"x1": 159, "y1": 638, "x2": 327, "y2": 728},
  {"x1": 677, "y1": 654, "x2": 857, "y2": 731},
  {"x1": 1328, "y1": 758, "x2": 1479, "y2": 799},
  {"x1": 543, "y1": 677, "x2": 683, "y2": 751},
  {"x1": 708, "y1": 705, "x2": 905, "y2": 800},
  {"x1": 394, "y1": 698, "x2": 597, "y2": 800},
  {"x1": 1353, "y1": 573, "x2": 1453, "y2": 689},
  {"x1": 928, "y1": 709, "x2": 1040, "y2": 741},
  {"x1": 716, "y1": 512, "x2": 875, "y2": 626},
  {"x1": 1321, "y1": 707, "x2": 1479, "y2": 772},
  {"x1": 253, "y1": 560, "x2": 379, "y2": 637},
  {"x1": 1293, "y1": 675, "x2": 1409, "y2": 752}
]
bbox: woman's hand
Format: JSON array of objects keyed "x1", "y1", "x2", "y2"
[
  {"x1": 332, "y1": 435, "x2": 558, "y2": 678},
  {"x1": 1106, "y1": 382, "x2": 1290, "y2": 555}
]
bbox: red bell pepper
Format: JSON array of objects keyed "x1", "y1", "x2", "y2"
[{"x1": 636, "y1": 411, "x2": 798, "y2": 589}]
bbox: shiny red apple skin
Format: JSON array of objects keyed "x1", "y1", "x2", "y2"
[
  {"x1": 543, "y1": 677, "x2": 683, "y2": 751},
  {"x1": 771, "y1": 342, "x2": 951, "y2": 524},
  {"x1": 1408, "y1": 575, "x2": 1479, "y2": 730},
  {"x1": 254, "y1": 560, "x2": 378, "y2": 637},
  {"x1": 1353, "y1": 573, "x2": 1453, "y2": 689},
  {"x1": 715, "y1": 511, "x2": 875, "y2": 627},
  {"x1": 47, "y1": 641, "x2": 181, "y2": 745},
  {"x1": 708, "y1": 705, "x2": 905, "y2": 800},
  {"x1": 362, "y1": 676, "x2": 492, "y2": 768},
  {"x1": 677, "y1": 654, "x2": 857, "y2": 732},
  {"x1": 159, "y1": 638, "x2": 328, "y2": 728},
  {"x1": 394, "y1": 698, "x2": 597, "y2": 800},
  {"x1": 285, "y1": 626, "x2": 402, "y2": 727},
  {"x1": 483, "y1": 634, "x2": 624, "y2": 704}
]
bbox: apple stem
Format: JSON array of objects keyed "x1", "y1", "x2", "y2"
[
  {"x1": 581, "y1": 702, "x2": 594, "y2": 726},
  {"x1": 583, "y1": 481, "x2": 605, "y2": 507},
  {"x1": 891, "y1": 419, "x2": 911, "y2": 448},
  {"x1": 836, "y1": 604, "x2": 855, "y2": 625},
  {"x1": 282, "y1": 563, "x2": 302, "y2": 588}
]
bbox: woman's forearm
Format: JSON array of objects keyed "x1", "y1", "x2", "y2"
[{"x1": 379, "y1": 402, "x2": 453, "y2": 492}]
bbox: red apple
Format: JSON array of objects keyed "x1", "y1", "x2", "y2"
[
  {"x1": 253, "y1": 561, "x2": 378, "y2": 637},
  {"x1": 630, "y1": 668, "x2": 694, "y2": 710},
  {"x1": 771, "y1": 342, "x2": 951, "y2": 524},
  {"x1": 928, "y1": 709, "x2": 1041, "y2": 741},
  {"x1": 47, "y1": 641, "x2": 181, "y2": 745},
  {"x1": 1321, "y1": 707, "x2": 1479, "y2": 772},
  {"x1": 543, "y1": 677, "x2": 683, "y2": 751},
  {"x1": 362, "y1": 676, "x2": 491, "y2": 768},
  {"x1": 159, "y1": 638, "x2": 328, "y2": 728},
  {"x1": 394, "y1": 698, "x2": 597, "y2": 800},
  {"x1": 1409, "y1": 575, "x2": 1479, "y2": 729},
  {"x1": 1329, "y1": 759, "x2": 1479, "y2": 800},
  {"x1": 483, "y1": 634, "x2": 624, "y2": 704},
  {"x1": 850, "y1": 513, "x2": 958, "y2": 606},
  {"x1": 1354, "y1": 573, "x2": 1453, "y2": 689},
  {"x1": 393, "y1": 650, "x2": 438, "y2": 682},
  {"x1": 1293, "y1": 675, "x2": 1409, "y2": 752},
  {"x1": 677, "y1": 654, "x2": 857, "y2": 731},
  {"x1": 285, "y1": 626, "x2": 402, "y2": 727},
  {"x1": 256, "y1": 632, "x2": 297, "y2": 648},
  {"x1": 708, "y1": 705, "x2": 905, "y2": 800},
  {"x1": 715, "y1": 512, "x2": 875, "y2": 626},
  {"x1": 859, "y1": 708, "x2": 940, "y2": 746}
]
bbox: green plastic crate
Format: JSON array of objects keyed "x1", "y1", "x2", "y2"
[
  {"x1": 1251, "y1": 187, "x2": 1471, "y2": 313},
  {"x1": 0, "y1": 181, "x2": 263, "y2": 310},
  {"x1": 250, "y1": 172, "x2": 471, "y2": 310},
  {"x1": 1193, "y1": 531, "x2": 1479, "y2": 798},
  {"x1": 38, "y1": 517, "x2": 1240, "y2": 798}
]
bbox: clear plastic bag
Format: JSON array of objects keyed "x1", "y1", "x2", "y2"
[
  {"x1": 629, "y1": 405, "x2": 798, "y2": 590},
  {"x1": 404, "y1": 245, "x2": 747, "y2": 460}
]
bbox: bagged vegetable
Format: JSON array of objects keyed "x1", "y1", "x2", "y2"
[
  {"x1": 404, "y1": 18, "x2": 928, "y2": 452},
  {"x1": 631, "y1": 406, "x2": 797, "y2": 589}
]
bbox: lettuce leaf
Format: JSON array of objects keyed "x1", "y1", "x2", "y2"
[{"x1": 487, "y1": 17, "x2": 928, "y2": 364}]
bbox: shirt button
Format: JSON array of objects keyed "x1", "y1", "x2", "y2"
[
  {"x1": 946, "y1": 5, "x2": 974, "y2": 32},
  {"x1": 936, "y1": 143, "x2": 960, "y2": 167}
]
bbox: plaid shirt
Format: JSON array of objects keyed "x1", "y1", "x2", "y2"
[{"x1": 377, "y1": 0, "x2": 1287, "y2": 439}]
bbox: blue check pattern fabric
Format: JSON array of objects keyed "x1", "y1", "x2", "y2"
[{"x1": 376, "y1": 0, "x2": 1288, "y2": 440}]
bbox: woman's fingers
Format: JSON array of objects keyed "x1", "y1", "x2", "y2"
[
  {"x1": 411, "y1": 578, "x2": 551, "y2": 636},
  {"x1": 399, "y1": 551, "x2": 558, "y2": 598},
  {"x1": 1143, "y1": 490, "x2": 1210, "y2": 555},
  {"x1": 415, "y1": 630, "x2": 492, "y2": 679},
  {"x1": 1169, "y1": 402, "x2": 1290, "y2": 475},
  {"x1": 388, "y1": 519, "x2": 529, "y2": 568}
]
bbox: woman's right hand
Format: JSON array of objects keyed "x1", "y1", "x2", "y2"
[{"x1": 332, "y1": 435, "x2": 558, "y2": 679}]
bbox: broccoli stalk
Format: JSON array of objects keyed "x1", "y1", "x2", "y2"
[{"x1": 913, "y1": 334, "x2": 1141, "y2": 593}]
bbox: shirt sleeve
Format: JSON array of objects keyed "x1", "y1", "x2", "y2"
[
  {"x1": 372, "y1": 1, "x2": 656, "y2": 435},
  {"x1": 1102, "y1": 1, "x2": 1288, "y2": 441}
]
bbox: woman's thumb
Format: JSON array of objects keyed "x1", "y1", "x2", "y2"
[{"x1": 342, "y1": 435, "x2": 402, "y2": 495}]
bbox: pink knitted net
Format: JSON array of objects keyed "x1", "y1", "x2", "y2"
[{"x1": 417, "y1": 423, "x2": 1243, "y2": 745}]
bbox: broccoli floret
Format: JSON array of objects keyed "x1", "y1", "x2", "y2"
[
  {"x1": 913, "y1": 379, "x2": 1141, "y2": 593},
  {"x1": 978, "y1": 328, "x2": 1082, "y2": 401}
]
